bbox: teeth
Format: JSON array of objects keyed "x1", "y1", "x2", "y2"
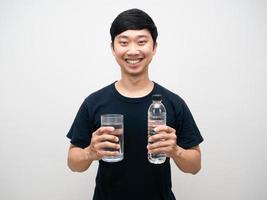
[{"x1": 126, "y1": 59, "x2": 142, "y2": 64}]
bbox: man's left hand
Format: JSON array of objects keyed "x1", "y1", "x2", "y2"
[{"x1": 147, "y1": 125, "x2": 180, "y2": 158}]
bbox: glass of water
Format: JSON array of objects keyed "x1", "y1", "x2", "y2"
[{"x1": 101, "y1": 114, "x2": 124, "y2": 162}]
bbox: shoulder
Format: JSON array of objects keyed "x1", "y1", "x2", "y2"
[
  {"x1": 154, "y1": 82, "x2": 188, "y2": 116},
  {"x1": 154, "y1": 82, "x2": 185, "y2": 105},
  {"x1": 83, "y1": 83, "x2": 115, "y2": 105}
]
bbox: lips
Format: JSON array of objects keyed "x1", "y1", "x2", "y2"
[{"x1": 125, "y1": 58, "x2": 143, "y2": 64}]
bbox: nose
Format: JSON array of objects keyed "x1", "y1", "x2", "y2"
[{"x1": 126, "y1": 43, "x2": 140, "y2": 56}]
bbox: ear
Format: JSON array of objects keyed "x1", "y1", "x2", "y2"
[
  {"x1": 111, "y1": 42, "x2": 115, "y2": 56},
  {"x1": 152, "y1": 42, "x2": 157, "y2": 56}
]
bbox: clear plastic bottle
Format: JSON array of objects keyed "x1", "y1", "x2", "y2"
[{"x1": 148, "y1": 94, "x2": 166, "y2": 164}]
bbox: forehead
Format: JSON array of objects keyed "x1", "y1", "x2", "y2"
[{"x1": 115, "y1": 29, "x2": 152, "y2": 40}]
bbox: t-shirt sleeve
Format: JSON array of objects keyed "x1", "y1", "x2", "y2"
[
  {"x1": 66, "y1": 100, "x2": 93, "y2": 148},
  {"x1": 176, "y1": 100, "x2": 203, "y2": 149}
]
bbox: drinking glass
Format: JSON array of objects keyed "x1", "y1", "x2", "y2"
[{"x1": 101, "y1": 114, "x2": 124, "y2": 162}]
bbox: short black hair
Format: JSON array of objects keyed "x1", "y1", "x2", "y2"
[{"x1": 110, "y1": 8, "x2": 158, "y2": 46}]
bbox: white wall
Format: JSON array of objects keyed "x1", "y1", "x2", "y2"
[{"x1": 1, "y1": 0, "x2": 266, "y2": 199}]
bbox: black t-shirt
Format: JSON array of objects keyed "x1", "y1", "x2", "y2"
[{"x1": 67, "y1": 82, "x2": 203, "y2": 200}]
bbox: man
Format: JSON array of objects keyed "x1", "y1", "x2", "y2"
[{"x1": 67, "y1": 8, "x2": 203, "y2": 200}]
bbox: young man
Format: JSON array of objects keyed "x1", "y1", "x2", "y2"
[{"x1": 67, "y1": 8, "x2": 203, "y2": 200}]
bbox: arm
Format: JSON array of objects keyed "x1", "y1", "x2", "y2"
[
  {"x1": 67, "y1": 126, "x2": 120, "y2": 172},
  {"x1": 147, "y1": 125, "x2": 202, "y2": 174},
  {"x1": 171, "y1": 145, "x2": 201, "y2": 174},
  {"x1": 67, "y1": 144, "x2": 94, "y2": 172}
]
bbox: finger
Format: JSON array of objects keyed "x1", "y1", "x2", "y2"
[
  {"x1": 97, "y1": 134, "x2": 119, "y2": 143},
  {"x1": 148, "y1": 132, "x2": 176, "y2": 143},
  {"x1": 110, "y1": 128, "x2": 123, "y2": 136},
  {"x1": 154, "y1": 125, "x2": 175, "y2": 133},
  {"x1": 95, "y1": 141, "x2": 120, "y2": 151},
  {"x1": 91, "y1": 133, "x2": 119, "y2": 152},
  {"x1": 96, "y1": 126, "x2": 115, "y2": 135},
  {"x1": 148, "y1": 147, "x2": 168, "y2": 155},
  {"x1": 148, "y1": 146, "x2": 173, "y2": 155},
  {"x1": 98, "y1": 150, "x2": 120, "y2": 157},
  {"x1": 147, "y1": 140, "x2": 176, "y2": 151}
]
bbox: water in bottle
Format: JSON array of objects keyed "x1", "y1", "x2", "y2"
[{"x1": 148, "y1": 94, "x2": 166, "y2": 164}]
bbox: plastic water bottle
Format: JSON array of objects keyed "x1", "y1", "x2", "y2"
[{"x1": 148, "y1": 94, "x2": 166, "y2": 164}]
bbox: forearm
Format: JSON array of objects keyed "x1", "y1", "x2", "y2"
[
  {"x1": 67, "y1": 145, "x2": 94, "y2": 172},
  {"x1": 172, "y1": 145, "x2": 201, "y2": 175}
]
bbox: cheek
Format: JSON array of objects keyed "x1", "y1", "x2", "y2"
[
  {"x1": 113, "y1": 49, "x2": 125, "y2": 58},
  {"x1": 142, "y1": 46, "x2": 155, "y2": 56}
]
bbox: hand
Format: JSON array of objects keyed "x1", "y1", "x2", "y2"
[
  {"x1": 147, "y1": 125, "x2": 179, "y2": 158},
  {"x1": 86, "y1": 127, "x2": 120, "y2": 160}
]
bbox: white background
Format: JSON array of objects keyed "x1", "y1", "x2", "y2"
[{"x1": 1, "y1": 0, "x2": 266, "y2": 199}]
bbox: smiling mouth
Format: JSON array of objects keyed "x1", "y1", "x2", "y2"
[{"x1": 125, "y1": 59, "x2": 143, "y2": 64}]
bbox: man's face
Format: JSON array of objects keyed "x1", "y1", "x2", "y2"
[{"x1": 112, "y1": 29, "x2": 157, "y2": 77}]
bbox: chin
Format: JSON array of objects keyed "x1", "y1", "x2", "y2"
[{"x1": 125, "y1": 68, "x2": 147, "y2": 76}]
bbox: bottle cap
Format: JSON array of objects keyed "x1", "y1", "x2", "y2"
[{"x1": 152, "y1": 94, "x2": 162, "y2": 101}]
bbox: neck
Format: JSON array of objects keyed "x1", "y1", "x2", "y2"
[{"x1": 115, "y1": 75, "x2": 154, "y2": 98}]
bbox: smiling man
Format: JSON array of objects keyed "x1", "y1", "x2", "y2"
[
  {"x1": 112, "y1": 29, "x2": 156, "y2": 77},
  {"x1": 67, "y1": 8, "x2": 203, "y2": 200}
]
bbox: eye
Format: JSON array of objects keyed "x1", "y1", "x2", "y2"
[
  {"x1": 119, "y1": 41, "x2": 128, "y2": 46},
  {"x1": 138, "y1": 40, "x2": 147, "y2": 46}
]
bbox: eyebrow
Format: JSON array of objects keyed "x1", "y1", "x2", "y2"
[{"x1": 117, "y1": 35, "x2": 149, "y2": 40}]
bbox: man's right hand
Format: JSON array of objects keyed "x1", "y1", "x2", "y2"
[{"x1": 85, "y1": 126, "x2": 120, "y2": 161}]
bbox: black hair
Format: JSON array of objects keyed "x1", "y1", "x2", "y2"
[{"x1": 110, "y1": 8, "x2": 158, "y2": 46}]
